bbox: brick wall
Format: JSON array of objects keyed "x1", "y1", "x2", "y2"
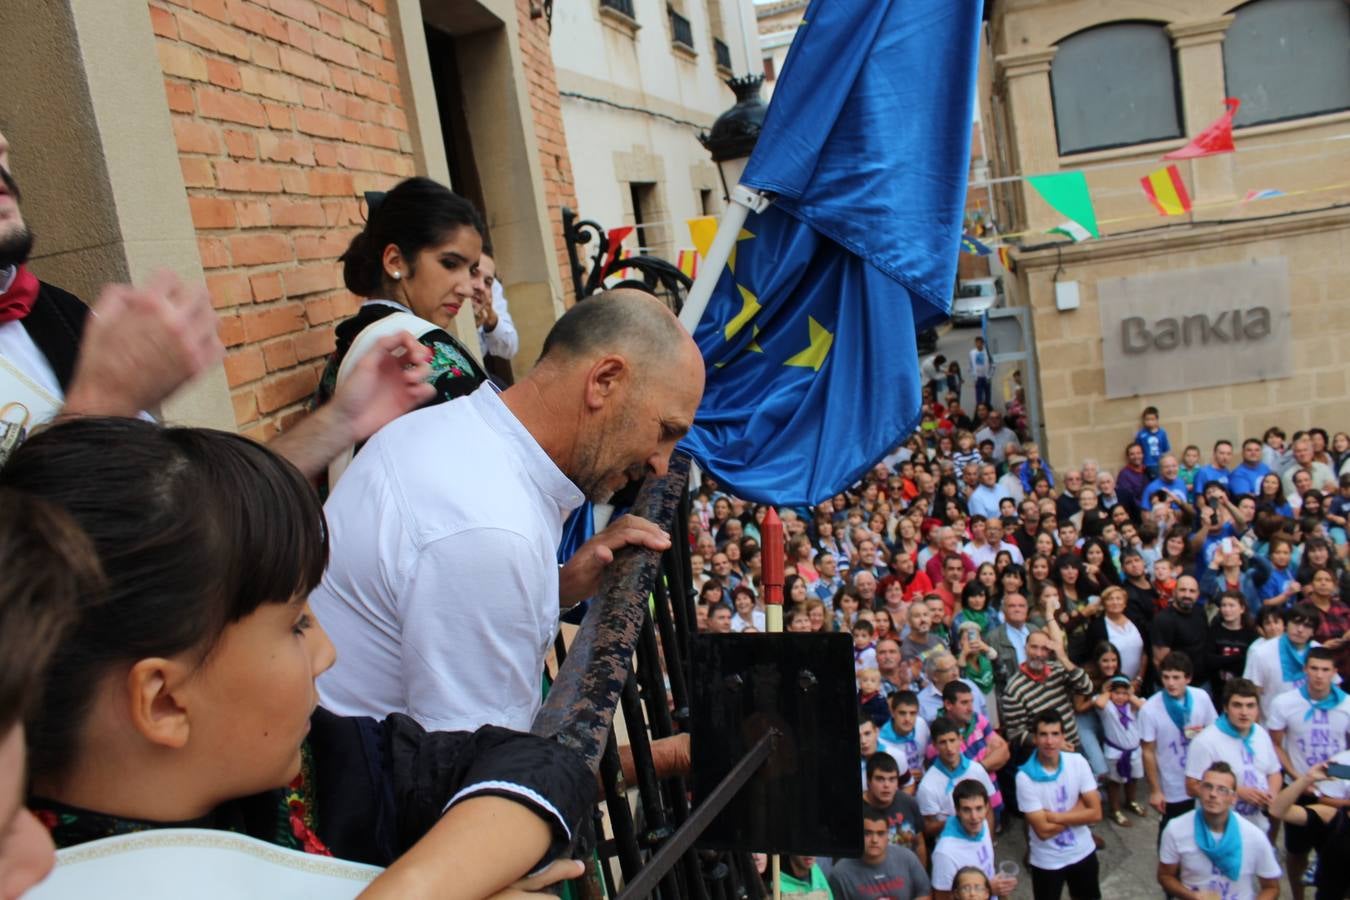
[
  {"x1": 150, "y1": 0, "x2": 417, "y2": 440},
  {"x1": 515, "y1": 0, "x2": 579, "y2": 305}
]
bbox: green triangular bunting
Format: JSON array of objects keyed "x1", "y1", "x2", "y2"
[{"x1": 1027, "y1": 172, "x2": 1099, "y2": 239}]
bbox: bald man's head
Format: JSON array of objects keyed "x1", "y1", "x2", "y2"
[
  {"x1": 522, "y1": 289, "x2": 705, "y2": 501},
  {"x1": 539, "y1": 289, "x2": 693, "y2": 371}
]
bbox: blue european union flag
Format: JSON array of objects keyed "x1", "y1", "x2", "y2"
[{"x1": 679, "y1": 0, "x2": 981, "y2": 506}]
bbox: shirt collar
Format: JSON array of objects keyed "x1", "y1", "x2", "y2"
[
  {"x1": 469, "y1": 383, "x2": 585, "y2": 514},
  {"x1": 0, "y1": 266, "x2": 16, "y2": 294}
]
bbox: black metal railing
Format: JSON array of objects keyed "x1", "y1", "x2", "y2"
[
  {"x1": 600, "y1": 0, "x2": 636, "y2": 18},
  {"x1": 535, "y1": 454, "x2": 767, "y2": 899},
  {"x1": 560, "y1": 207, "x2": 694, "y2": 312},
  {"x1": 714, "y1": 38, "x2": 732, "y2": 70},
  {"x1": 669, "y1": 5, "x2": 694, "y2": 49}
]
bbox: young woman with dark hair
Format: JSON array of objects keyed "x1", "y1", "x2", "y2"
[
  {"x1": 313, "y1": 178, "x2": 489, "y2": 487},
  {"x1": 1, "y1": 418, "x2": 591, "y2": 897}
]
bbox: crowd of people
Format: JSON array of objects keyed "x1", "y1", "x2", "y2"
[
  {"x1": 692, "y1": 375, "x2": 1350, "y2": 900},
  {"x1": 4, "y1": 116, "x2": 1350, "y2": 900}
]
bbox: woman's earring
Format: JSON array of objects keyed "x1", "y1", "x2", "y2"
[{"x1": 392, "y1": 271, "x2": 402, "y2": 280}]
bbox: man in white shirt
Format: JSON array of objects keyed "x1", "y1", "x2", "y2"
[
  {"x1": 968, "y1": 336, "x2": 992, "y2": 409},
  {"x1": 961, "y1": 515, "x2": 996, "y2": 567},
  {"x1": 916, "y1": 716, "x2": 996, "y2": 837},
  {"x1": 313, "y1": 290, "x2": 705, "y2": 733},
  {"x1": 1243, "y1": 605, "x2": 1321, "y2": 716},
  {"x1": 1141, "y1": 651, "x2": 1218, "y2": 839},
  {"x1": 1265, "y1": 648, "x2": 1350, "y2": 899},
  {"x1": 473, "y1": 252, "x2": 519, "y2": 363},
  {"x1": 1185, "y1": 679, "x2": 1283, "y2": 834},
  {"x1": 967, "y1": 464, "x2": 1010, "y2": 519},
  {"x1": 931, "y1": 780, "x2": 1016, "y2": 900},
  {"x1": 1015, "y1": 710, "x2": 1102, "y2": 900},
  {"x1": 1159, "y1": 762, "x2": 1282, "y2": 900}
]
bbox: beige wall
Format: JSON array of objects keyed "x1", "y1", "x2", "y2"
[
  {"x1": 551, "y1": 0, "x2": 756, "y2": 264},
  {"x1": 1017, "y1": 208, "x2": 1350, "y2": 468},
  {"x1": 0, "y1": 0, "x2": 234, "y2": 429},
  {"x1": 989, "y1": 0, "x2": 1350, "y2": 469}
]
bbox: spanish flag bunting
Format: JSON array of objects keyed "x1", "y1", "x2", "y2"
[
  {"x1": 1140, "y1": 164, "x2": 1192, "y2": 216},
  {"x1": 676, "y1": 248, "x2": 699, "y2": 280},
  {"x1": 687, "y1": 216, "x2": 718, "y2": 260}
]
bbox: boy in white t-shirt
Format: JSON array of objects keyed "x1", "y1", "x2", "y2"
[
  {"x1": 1159, "y1": 761, "x2": 1282, "y2": 900},
  {"x1": 1265, "y1": 647, "x2": 1350, "y2": 898},
  {"x1": 931, "y1": 780, "x2": 1017, "y2": 900},
  {"x1": 917, "y1": 716, "x2": 997, "y2": 837},
  {"x1": 878, "y1": 690, "x2": 930, "y2": 793},
  {"x1": 1184, "y1": 678, "x2": 1283, "y2": 834},
  {"x1": 1015, "y1": 710, "x2": 1103, "y2": 900},
  {"x1": 1141, "y1": 651, "x2": 1218, "y2": 839},
  {"x1": 1242, "y1": 605, "x2": 1320, "y2": 719}
]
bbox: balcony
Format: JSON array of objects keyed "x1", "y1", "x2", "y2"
[{"x1": 668, "y1": 5, "x2": 694, "y2": 52}]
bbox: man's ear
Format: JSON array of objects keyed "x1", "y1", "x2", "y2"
[
  {"x1": 583, "y1": 354, "x2": 628, "y2": 410},
  {"x1": 125, "y1": 658, "x2": 193, "y2": 750}
]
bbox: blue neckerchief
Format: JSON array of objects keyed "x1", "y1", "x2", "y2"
[
  {"x1": 1163, "y1": 688, "x2": 1193, "y2": 734},
  {"x1": 939, "y1": 814, "x2": 985, "y2": 843},
  {"x1": 880, "y1": 721, "x2": 917, "y2": 746},
  {"x1": 1300, "y1": 684, "x2": 1348, "y2": 721},
  {"x1": 1215, "y1": 714, "x2": 1255, "y2": 757},
  {"x1": 1019, "y1": 751, "x2": 1063, "y2": 783},
  {"x1": 933, "y1": 754, "x2": 971, "y2": 790},
  {"x1": 1279, "y1": 634, "x2": 1310, "y2": 684},
  {"x1": 1194, "y1": 809, "x2": 1243, "y2": 882}
]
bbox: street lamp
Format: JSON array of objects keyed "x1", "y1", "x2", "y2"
[{"x1": 699, "y1": 74, "x2": 767, "y2": 201}]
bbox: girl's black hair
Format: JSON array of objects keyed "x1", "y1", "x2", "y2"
[
  {"x1": 341, "y1": 176, "x2": 484, "y2": 297},
  {"x1": 0, "y1": 417, "x2": 329, "y2": 779}
]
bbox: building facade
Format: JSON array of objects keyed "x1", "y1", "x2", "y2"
[
  {"x1": 986, "y1": 0, "x2": 1350, "y2": 466},
  {"x1": 1, "y1": 0, "x2": 579, "y2": 438},
  {"x1": 550, "y1": 0, "x2": 759, "y2": 265}
]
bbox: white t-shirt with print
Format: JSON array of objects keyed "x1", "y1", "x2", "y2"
[
  {"x1": 1159, "y1": 810, "x2": 1281, "y2": 900},
  {"x1": 917, "y1": 761, "x2": 996, "y2": 819},
  {"x1": 1139, "y1": 687, "x2": 1218, "y2": 803},
  {"x1": 1015, "y1": 751, "x2": 1098, "y2": 871},
  {"x1": 1184, "y1": 723, "x2": 1282, "y2": 833},
  {"x1": 931, "y1": 826, "x2": 995, "y2": 890},
  {"x1": 1265, "y1": 689, "x2": 1350, "y2": 775}
]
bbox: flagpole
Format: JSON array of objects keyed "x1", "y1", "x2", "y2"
[{"x1": 678, "y1": 184, "x2": 769, "y2": 333}]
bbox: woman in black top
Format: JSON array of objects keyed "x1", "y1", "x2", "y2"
[{"x1": 1205, "y1": 589, "x2": 1257, "y2": 701}]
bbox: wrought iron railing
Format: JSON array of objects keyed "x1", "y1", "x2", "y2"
[
  {"x1": 560, "y1": 207, "x2": 694, "y2": 311},
  {"x1": 668, "y1": 5, "x2": 694, "y2": 49},
  {"x1": 535, "y1": 454, "x2": 767, "y2": 899},
  {"x1": 600, "y1": 0, "x2": 636, "y2": 19}
]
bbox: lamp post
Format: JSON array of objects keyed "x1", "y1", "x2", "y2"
[
  {"x1": 680, "y1": 75, "x2": 770, "y2": 333},
  {"x1": 699, "y1": 74, "x2": 768, "y2": 202}
]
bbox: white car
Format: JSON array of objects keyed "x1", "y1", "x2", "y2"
[{"x1": 951, "y1": 277, "x2": 1002, "y2": 326}]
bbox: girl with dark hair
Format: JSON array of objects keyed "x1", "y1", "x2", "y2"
[
  {"x1": 1206, "y1": 590, "x2": 1257, "y2": 699},
  {"x1": 1080, "y1": 536, "x2": 1120, "y2": 591},
  {"x1": 313, "y1": 178, "x2": 489, "y2": 486},
  {"x1": 1, "y1": 418, "x2": 590, "y2": 896},
  {"x1": 1052, "y1": 553, "x2": 1102, "y2": 663}
]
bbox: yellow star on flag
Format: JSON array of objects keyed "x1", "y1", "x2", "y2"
[
  {"x1": 784, "y1": 316, "x2": 833, "y2": 371},
  {"x1": 724, "y1": 284, "x2": 761, "y2": 341},
  {"x1": 727, "y1": 228, "x2": 755, "y2": 274}
]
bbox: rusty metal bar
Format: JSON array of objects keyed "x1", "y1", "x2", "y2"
[
  {"x1": 614, "y1": 730, "x2": 778, "y2": 900},
  {"x1": 531, "y1": 453, "x2": 691, "y2": 759}
]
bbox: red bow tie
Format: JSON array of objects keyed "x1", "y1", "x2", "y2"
[{"x1": 0, "y1": 266, "x2": 39, "y2": 324}]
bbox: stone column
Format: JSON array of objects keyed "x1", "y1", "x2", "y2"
[
  {"x1": 1167, "y1": 16, "x2": 1236, "y2": 206},
  {"x1": 994, "y1": 48, "x2": 1059, "y2": 233}
]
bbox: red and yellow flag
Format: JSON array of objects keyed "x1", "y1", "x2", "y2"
[{"x1": 1140, "y1": 164, "x2": 1192, "y2": 216}]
